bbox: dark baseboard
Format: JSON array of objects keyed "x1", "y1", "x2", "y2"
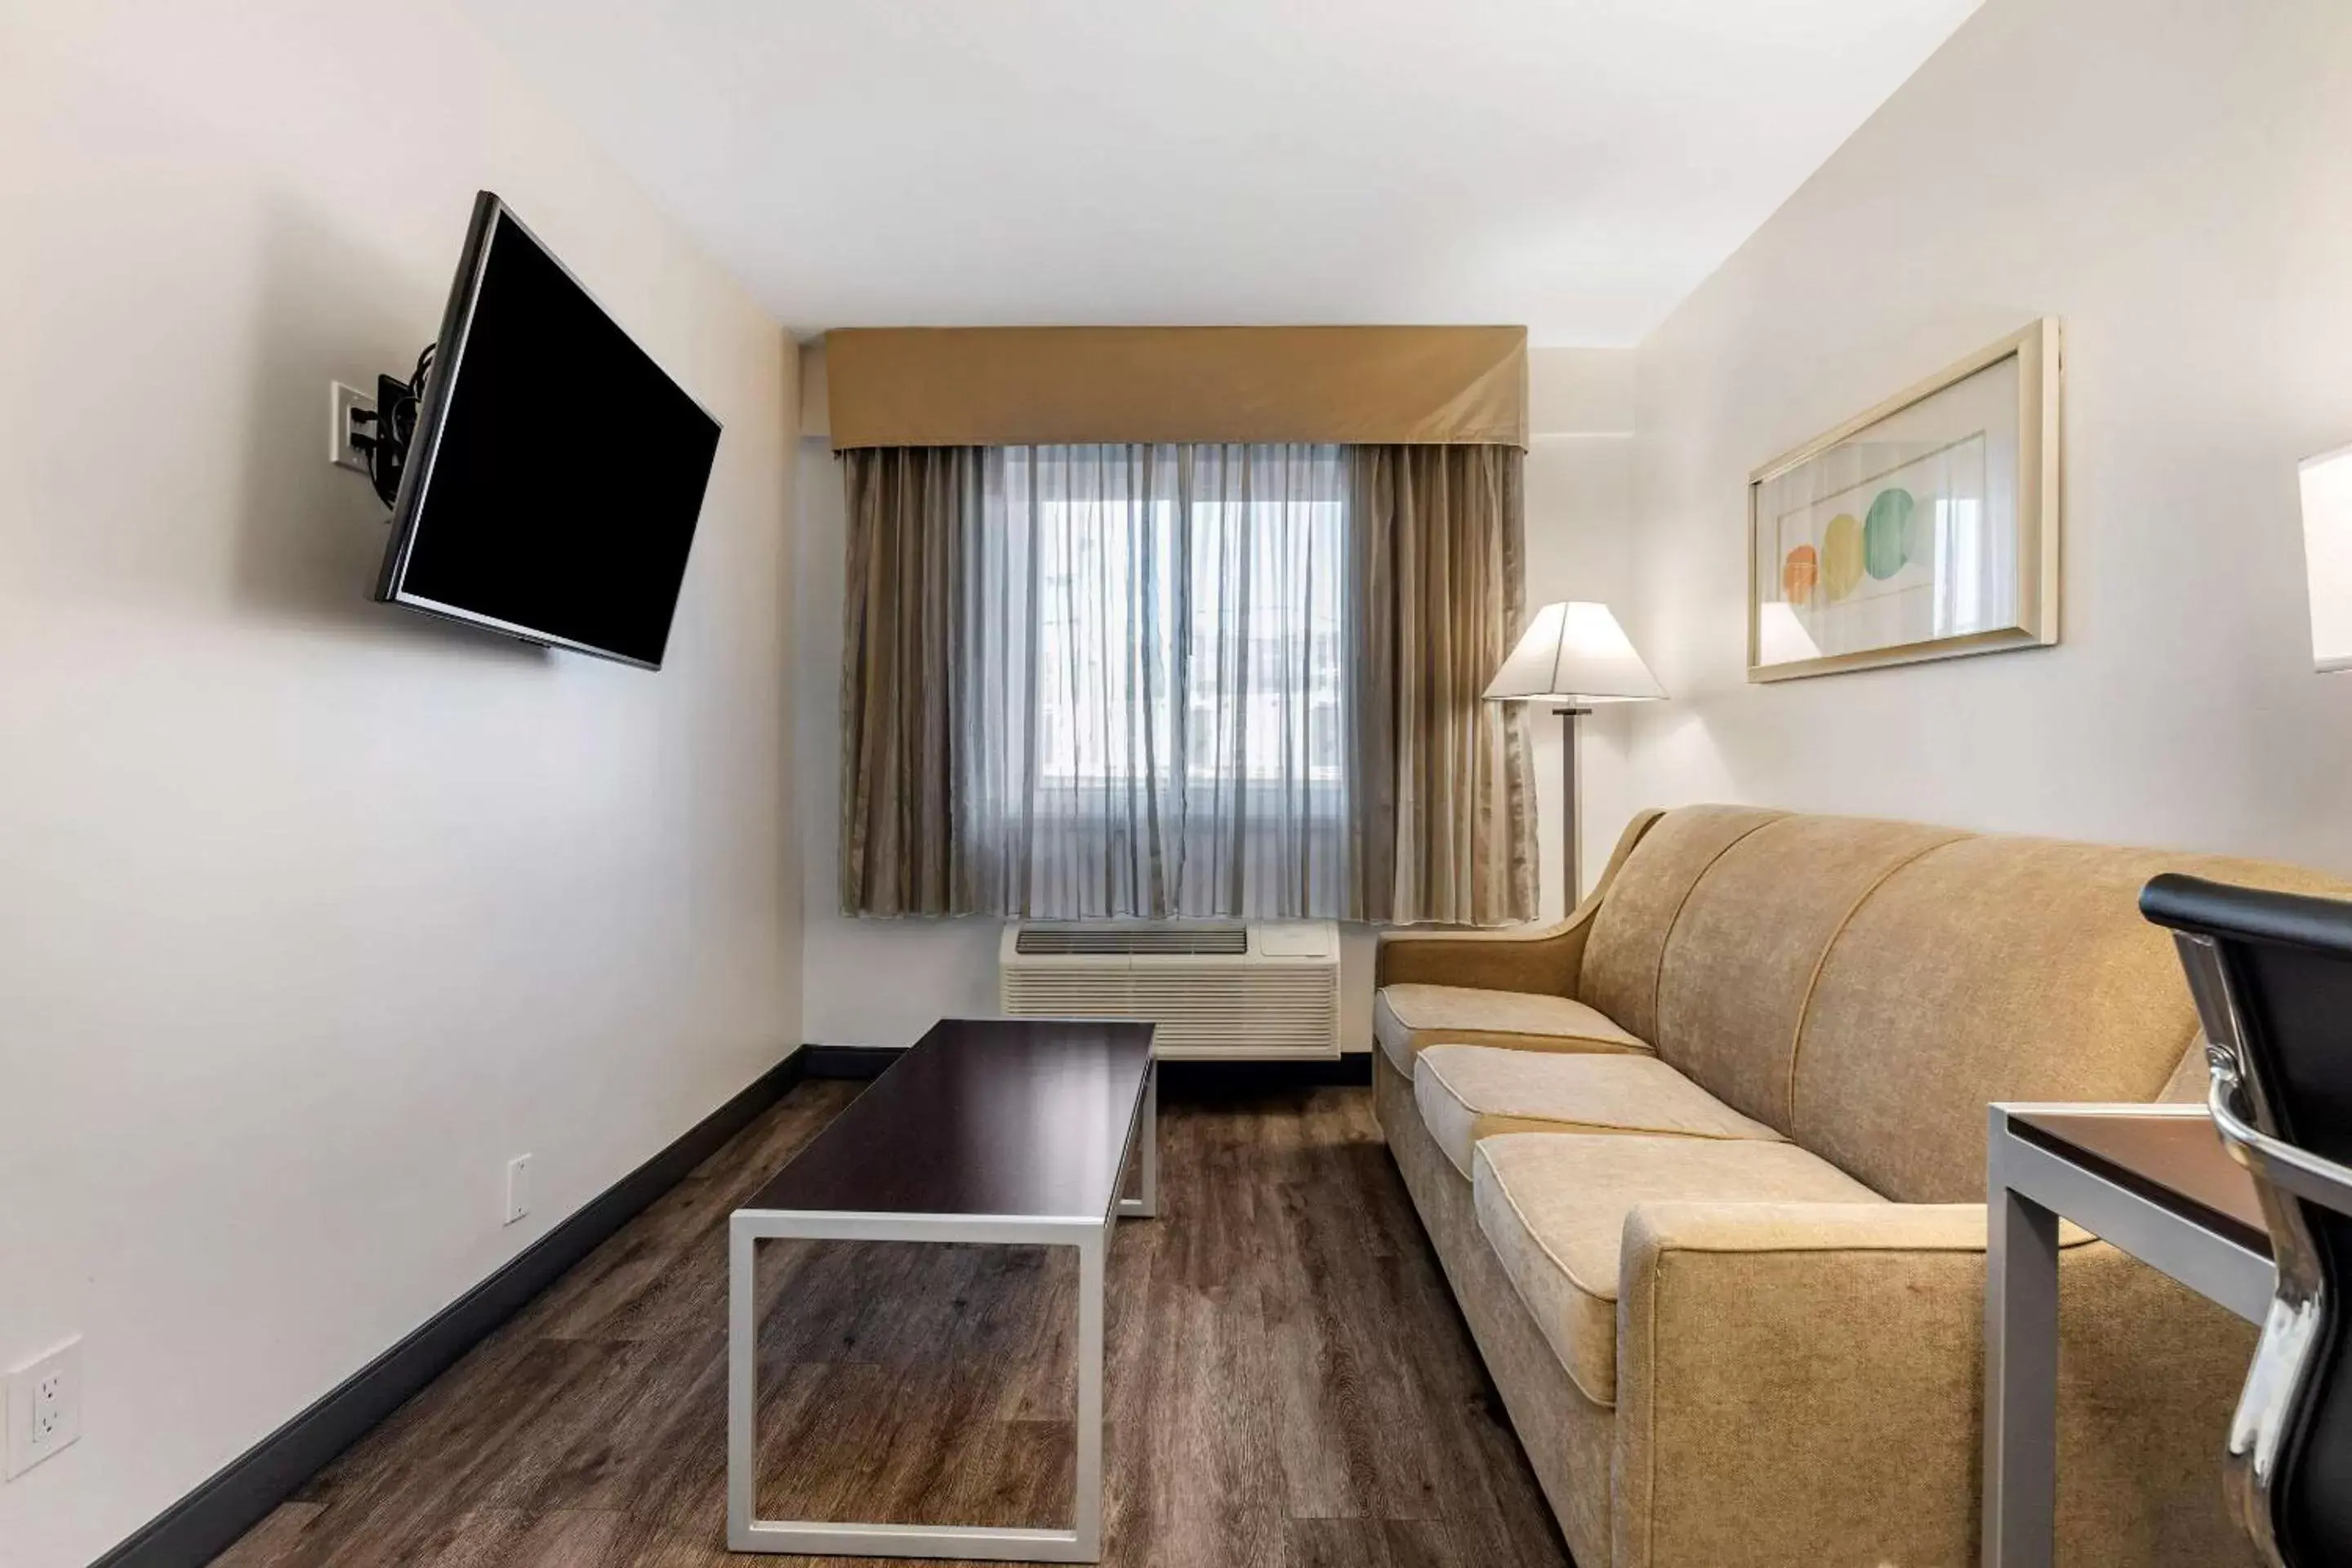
[
  {"x1": 1158, "y1": 1054, "x2": 1374, "y2": 1092},
  {"x1": 92, "y1": 1047, "x2": 810, "y2": 1568}
]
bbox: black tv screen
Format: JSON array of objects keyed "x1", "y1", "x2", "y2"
[{"x1": 375, "y1": 192, "x2": 721, "y2": 668}]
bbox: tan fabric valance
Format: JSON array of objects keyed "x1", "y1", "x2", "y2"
[{"x1": 823, "y1": 325, "x2": 1528, "y2": 450}]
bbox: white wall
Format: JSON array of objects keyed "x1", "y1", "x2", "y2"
[
  {"x1": 0, "y1": 6, "x2": 800, "y2": 1564},
  {"x1": 1624, "y1": 0, "x2": 2352, "y2": 871},
  {"x1": 1525, "y1": 350, "x2": 1640, "y2": 914},
  {"x1": 794, "y1": 350, "x2": 1634, "y2": 1049}
]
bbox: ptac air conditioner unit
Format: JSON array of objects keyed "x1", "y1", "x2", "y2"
[{"x1": 997, "y1": 921, "x2": 1341, "y2": 1059}]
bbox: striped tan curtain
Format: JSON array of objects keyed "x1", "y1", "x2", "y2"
[
  {"x1": 838, "y1": 443, "x2": 1534, "y2": 925},
  {"x1": 1349, "y1": 445, "x2": 1535, "y2": 925},
  {"x1": 838, "y1": 447, "x2": 982, "y2": 916}
]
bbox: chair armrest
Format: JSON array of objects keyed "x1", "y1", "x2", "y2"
[{"x1": 1614, "y1": 1201, "x2": 2259, "y2": 1568}]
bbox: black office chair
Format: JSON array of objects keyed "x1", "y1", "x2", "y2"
[{"x1": 2143, "y1": 872, "x2": 2352, "y2": 1568}]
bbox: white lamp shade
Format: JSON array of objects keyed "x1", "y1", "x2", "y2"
[
  {"x1": 1484, "y1": 600, "x2": 1664, "y2": 704},
  {"x1": 1756, "y1": 601, "x2": 1823, "y2": 666},
  {"x1": 2302, "y1": 443, "x2": 2352, "y2": 673}
]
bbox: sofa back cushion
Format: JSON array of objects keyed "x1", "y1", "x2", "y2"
[
  {"x1": 1652, "y1": 815, "x2": 1967, "y2": 1131},
  {"x1": 1577, "y1": 805, "x2": 1784, "y2": 1043},
  {"x1": 1789, "y1": 835, "x2": 2352, "y2": 1201}
]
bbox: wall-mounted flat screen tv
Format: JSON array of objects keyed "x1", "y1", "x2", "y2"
[{"x1": 374, "y1": 191, "x2": 721, "y2": 669}]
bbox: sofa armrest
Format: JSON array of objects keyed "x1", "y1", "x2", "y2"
[
  {"x1": 1375, "y1": 911, "x2": 1596, "y2": 996},
  {"x1": 1613, "y1": 1201, "x2": 2259, "y2": 1568},
  {"x1": 1374, "y1": 807, "x2": 1665, "y2": 998}
]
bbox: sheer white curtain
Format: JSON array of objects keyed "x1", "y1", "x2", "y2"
[{"x1": 955, "y1": 443, "x2": 1353, "y2": 918}]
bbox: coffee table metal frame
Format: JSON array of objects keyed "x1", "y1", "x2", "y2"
[{"x1": 727, "y1": 1059, "x2": 1156, "y2": 1561}]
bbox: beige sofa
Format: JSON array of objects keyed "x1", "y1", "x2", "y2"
[{"x1": 1374, "y1": 804, "x2": 2350, "y2": 1568}]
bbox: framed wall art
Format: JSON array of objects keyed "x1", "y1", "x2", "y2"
[{"x1": 1748, "y1": 318, "x2": 2060, "y2": 681}]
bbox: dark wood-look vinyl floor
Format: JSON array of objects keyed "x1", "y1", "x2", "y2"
[{"x1": 216, "y1": 1076, "x2": 1574, "y2": 1568}]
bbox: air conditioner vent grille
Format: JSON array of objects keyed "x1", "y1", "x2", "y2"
[
  {"x1": 1000, "y1": 920, "x2": 1341, "y2": 1060},
  {"x1": 1014, "y1": 925, "x2": 1249, "y2": 956}
]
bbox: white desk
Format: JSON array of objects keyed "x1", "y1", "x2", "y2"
[{"x1": 1984, "y1": 1101, "x2": 2274, "y2": 1568}]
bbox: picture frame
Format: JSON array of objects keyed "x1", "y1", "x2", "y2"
[{"x1": 1746, "y1": 318, "x2": 2060, "y2": 682}]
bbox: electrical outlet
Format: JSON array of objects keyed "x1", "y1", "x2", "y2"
[
  {"x1": 5, "y1": 1339, "x2": 82, "y2": 1479},
  {"x1": 504, "y1": 1154, "x2": 532, "y2": 1227},
  {"x1": 330, "y1": 381, "x2": 377, "y2": 474}
]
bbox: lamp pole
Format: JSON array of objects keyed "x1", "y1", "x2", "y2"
[{"x1": 1557, "y1": 706, "x2": 1589, "y2": 907}]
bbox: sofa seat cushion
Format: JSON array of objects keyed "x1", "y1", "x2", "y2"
[
  {"x1": 1374, "y1": 982, "x2": 1650, "y2": 1076},
  {"x1": 1472, "y1": 1132, "x2": 1883, "y2": 1405},
  {"x1": 1412, "y1": 1045, "x2": 1783, "y2": 1178}
]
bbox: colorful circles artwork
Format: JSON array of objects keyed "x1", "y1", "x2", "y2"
[
  {"x1": 1804, "y1": 487, "x2": 1923, "y2": 604},
  {"x1": 1781, "y1": 544, "x2": 1818, "y2": 605},
  {"x1": 1820, "y1": 513, "x2": 1864, "y2": 600},
  {"x1": 1864, "y1": 488, "x2": 1917, "y2": 580}
]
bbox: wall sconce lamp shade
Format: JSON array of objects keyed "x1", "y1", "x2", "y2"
[
  {"x1": 1481, "y1": 601, "x2": 1666, "y2": 705},
  {"x1": 1482, "y1": 601, "x2": 1664, "y2": 906},
  {"x1": 2302, "y1": 444, "x2": 2352, "y2": 673}
]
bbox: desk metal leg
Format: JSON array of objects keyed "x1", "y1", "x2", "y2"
[{"x1": 1985, "y1": 1128, "x2": 2061, "y2": 1568}]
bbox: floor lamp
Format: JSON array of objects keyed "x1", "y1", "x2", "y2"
[{"x1": 1483, "y1": 601, "x2": 1664, "y2": 907}]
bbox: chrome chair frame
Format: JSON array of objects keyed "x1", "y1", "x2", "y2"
[{"x1": 2172, "y1": 929, "x2": 2352, "y2": 1568}]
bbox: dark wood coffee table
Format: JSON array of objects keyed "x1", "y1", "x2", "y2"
[{"x1": 727, "y1": 1017, "x2": 1158, "y2": 1562}]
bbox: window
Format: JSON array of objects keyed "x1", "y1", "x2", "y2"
[
  {"x1": 840, "y1": 437, "x2": 1532, "y2": 924},
  {"x1": 993, "y1": 443, "x2": 1349, "y2": 805},
  {"x1": 956, "y1": 443, "x2": 1356, "y2": 916}
]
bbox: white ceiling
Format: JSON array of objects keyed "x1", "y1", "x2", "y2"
[{"x1": 462, "y1": 0, "x2": 1980, "y2": 346}]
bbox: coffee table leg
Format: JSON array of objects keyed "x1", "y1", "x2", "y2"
[
  {"x1": 1120, "y1": 1062, "x2": 1158, "y2": 1220},
  {"x1": 726, "y1": 1213, "x2": 1108, "y2": 1561},
  {"x1": 727, "y1": 1214, "x2": 758, "y2": 1550},
  {"x1": 1073, "y1": 1221, "x2": 1107, "y2": 1561}
]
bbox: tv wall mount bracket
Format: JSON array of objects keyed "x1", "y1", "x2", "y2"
[{"x1": 349, "y1": 343, "x2": 436, "y2": 509}]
